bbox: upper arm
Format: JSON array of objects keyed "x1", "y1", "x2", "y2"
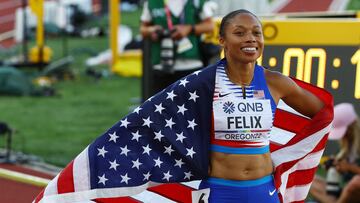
[
  {"x1": 140, "y1": 21, "x2": 152, "y2": 37},
  {"x1": 266, "y1": 70, "x2": 324, "y2": 118}
]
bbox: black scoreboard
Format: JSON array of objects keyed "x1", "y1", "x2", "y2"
[{"x1": 205, "y1": 16, "x2": 360, "y2": 111}]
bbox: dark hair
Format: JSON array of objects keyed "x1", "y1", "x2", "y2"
[{"x1": 219, "y1": 9, "x2": 260, "y2": 37}]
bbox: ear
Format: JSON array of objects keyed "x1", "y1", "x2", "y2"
[{"x1": 219, "y1": 36, "x2": 225, "y2": 48}]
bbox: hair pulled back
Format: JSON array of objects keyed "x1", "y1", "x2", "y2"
[{"x1": 219, "y1": 9, "x2": 260, "y2": 37}]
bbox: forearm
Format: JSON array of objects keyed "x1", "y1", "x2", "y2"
[
  {"x1": 170, "y1": 18, "x2": 214, "y2": 40},
  {"x1": 140, "y1": 23, "x2": 161, "y2": 38},
  {"x1": 279, "y1": 76, "x2": 324, "y2": 118},
  {"x1": 192, "y1": 18, "x2": 214, "y2": 35},
  {"x1": 349, "y1": 164, "x2": 360, "y2": 175}
]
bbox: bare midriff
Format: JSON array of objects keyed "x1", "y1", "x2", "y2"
[{"x1": 209, "y1": 151, "x2": 273, "y2": 180}]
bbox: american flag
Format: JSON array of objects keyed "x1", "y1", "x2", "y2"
[
  {"x1": 253, "y1": 90, "x2": 265, "y2": 99},
  {"x1": 34, "y1": 61, "x2": 333, "y2": 203}
]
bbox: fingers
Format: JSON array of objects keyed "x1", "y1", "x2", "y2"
[
  {"x1": 171, "y1": 25, "x2": 192, "y2": 39},
  {"x1": 170, "y1": 29, "x2": 181, "y2": 39},
  {"x1": 150, "y1": 26, "x2": 163, "y2": 41},
  {"x1": 335, "y1": 160, "x2": 351, "y2": 173}
]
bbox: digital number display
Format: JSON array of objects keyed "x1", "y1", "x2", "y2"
[
  {"x1": 258, "y1": 46, "x2": 359, "y2": 109},
  {"x1": 260, "y1": 18, "x2": 360, "y2": 112},
  {"x1": 205, "y1": 17, "x2": 360, "y2": 112}
]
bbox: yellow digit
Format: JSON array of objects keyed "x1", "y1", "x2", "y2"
[
  {"x1": 351, "y1": 49, "x2": 360, "y2": 99},
  {"x1": 304, "y1": 48, "x2": 327, "y2": 88},
  {"x1": 282, "y1": 48, "x2": 305, "y2": 78}
]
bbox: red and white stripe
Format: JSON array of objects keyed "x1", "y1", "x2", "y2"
[
  {"x1": 35, "y1": 79, "x2": 333, "y2": 203},
  {"x1": 270, "y1": 79, "x2": 333, "y2": 203},
  {"x1": 0, "y1": 0, "x2": 22, "y2": 47},
  {"x1": 35, "y1": 147, "x2": 200, "y2": 203}
]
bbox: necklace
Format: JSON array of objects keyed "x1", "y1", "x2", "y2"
[
  {"x1": 225, "y1": 67, "x2": 253, "y2": 99},
  {"x1": 225, "y1": 67, "x2": 253, "y2": 87}
]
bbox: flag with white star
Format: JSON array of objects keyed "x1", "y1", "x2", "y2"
[
  {"x1": 34, "y1": 59, "x2": 333, "y2": 203},
  {"x1": 35, "y1": 65, "x2": 215, "y2": 203},
  {"x1": 86, "y1": 70, "x2": 211, "y2": 189}
]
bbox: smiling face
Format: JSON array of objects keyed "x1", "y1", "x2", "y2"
[{"x1": 219, "y1": 13, "x2": 264, "y2": 64}]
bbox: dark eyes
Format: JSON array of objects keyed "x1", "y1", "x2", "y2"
[
  {"x1": 254, "y1": 31, "x2": 262, "y2": 36},
  {"x1": 234, "y1": 32, "x2": 245, "y2": 36},
  {"x1": 233, "y1": 31, "x2": 262, "y2": 36}
]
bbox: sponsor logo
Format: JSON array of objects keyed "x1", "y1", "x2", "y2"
[
  {"x1": 219, "y1": 92, "x2": 231, "y2": 98},
  {"x1": 222, "y1": 101, "x2": 235, "y2": 114},
  {"x1": 269, "y1": 189, "x2": 277, "y2": 196},
  {"x1": 224, "y1": 133, "x2": 262, "y2": 140}
]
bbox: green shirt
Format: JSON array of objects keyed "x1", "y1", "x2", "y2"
[{"x1": 147, "y1": 0, "x2": 206, "y2": 66}]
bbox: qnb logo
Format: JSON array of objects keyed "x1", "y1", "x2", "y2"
[{"x1": 223, "y1": 101, "x2": 235, "y2": 114}]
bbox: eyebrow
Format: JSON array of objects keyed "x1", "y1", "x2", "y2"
[{"x1": 234, "y1": 25, "x2": 261, "y2": 29}]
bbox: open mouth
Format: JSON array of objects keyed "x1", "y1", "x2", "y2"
[{"x1": 241, "y1": 47, "x2": 257, "y2": 53}]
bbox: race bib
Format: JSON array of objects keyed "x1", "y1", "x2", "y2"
[{"x1": 213, "y1": 98, "x2": 273, "y2": 142}]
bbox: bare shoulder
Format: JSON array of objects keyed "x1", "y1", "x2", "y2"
[
  {"x1": 263, "y1": 68, "x2": 324, "y2": 118},
  {"x1": 263, "y1": 68, "x2": 297, "y2": 100},
  {"x1": 264, "y1": 68, "x2": 280, "y2": 81}
]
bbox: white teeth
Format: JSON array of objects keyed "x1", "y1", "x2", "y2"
[{"x1": 241, "y1": 47, "x2": 256, "y2": 51}]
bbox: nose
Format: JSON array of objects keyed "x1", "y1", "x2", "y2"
[{"x1": 245, "y1": 33, "x2": 256, "y2": 42}]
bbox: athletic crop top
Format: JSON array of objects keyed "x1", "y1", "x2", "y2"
[{"x1": 211, "y1": 61, "x2": 277, "y2": 154}]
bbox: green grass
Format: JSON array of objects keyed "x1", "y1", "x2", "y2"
[
  {"x1": 82, "y1": 9, "x2": 142, "y2": 37},
  {"x1": 0, "y1": 10, "x2": 142, "y2": 167},
  {"x1": 1, "y1": 76, "x2": 140, "y2": 166},
  {"x1": 347, "y1": 0, "x2": 360, "y2": 10},
  {"x1": 0, "y1": 35, "x2": 141, "y2": 166},
  {"x1": 121, "y1": 10, "x2": 142, "y2": 37}
]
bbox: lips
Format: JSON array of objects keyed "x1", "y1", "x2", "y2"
[{"x1": 241, "y1": 47, "x2": 257, "y2": 53}]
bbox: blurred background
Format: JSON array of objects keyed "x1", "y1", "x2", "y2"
[{"x1": 0, "y1": 0, "x2": 359, "y2": 202}]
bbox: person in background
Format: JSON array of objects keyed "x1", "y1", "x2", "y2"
[
  {"x1": 140, "y1": 0, "x2": 216, "y2": 96},
  {"x1": 310, "y1": 103, "x2": 360, "y2": 203}
]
